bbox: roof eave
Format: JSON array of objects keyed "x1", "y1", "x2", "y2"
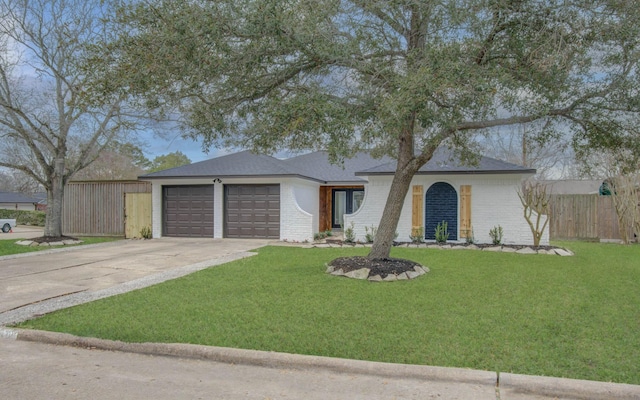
[
  {"x1": 355, "y1": 169, "x2": 537, "y2": 176},
  {"x1": 138, "y1": 173, "x2": 325, "y2": 183}
]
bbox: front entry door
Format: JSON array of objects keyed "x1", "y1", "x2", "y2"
[{"x1": 332, "y1": 189, "x2": 364, "y2": 229}]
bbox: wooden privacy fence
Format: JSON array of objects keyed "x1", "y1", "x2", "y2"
[
  {"x1": 548, "y1": 194, "x2": 629, "y2": 241},
  {"x1": 62, "y1": 181, "x2": 151, "y2": 237}
]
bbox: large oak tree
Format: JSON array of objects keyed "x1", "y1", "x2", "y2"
[
  {"x1": 94, "y1": 0, "x2": 640, "y2": 258},
  {"x1": 0, "y1": 0, "x2": 136, "y2": 237}
]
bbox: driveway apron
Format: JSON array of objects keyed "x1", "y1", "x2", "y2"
[{"x1": 0, "y1": 238, "x2": 270, "y2": 324}]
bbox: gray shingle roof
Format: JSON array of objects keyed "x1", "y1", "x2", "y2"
[
  {"x1": 357, "y1": 147, "x2": 536, "y2": 175},
  {"x1": 140, "y1": 150, "x2": 308, "y2": 180},
  {"x1": 283, "y1": 151, "x2": 393, "y2": 183},
  {"x1": 0, "y1": 191, "x2": 39, "y2": 203},
  {"x1": 140, "y1": 148, "x2": 535, "y2": 182}
]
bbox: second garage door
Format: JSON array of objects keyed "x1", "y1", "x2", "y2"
[{"x1": 225, "y1": 184, "x2": 280, "y2": 238}]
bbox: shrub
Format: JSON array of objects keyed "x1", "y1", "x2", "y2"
[
  {"x1": 364, "y1": 225, "x2": 377, "y2": 243},
  {"x1": 409, "y1": 226, "x2": 424, "y2": 243},
  {"x1": 344, "y1": 222, "x2": 356, "y2": 243},
  {"x1": 140, "y1": 226, "x2": 152, "y2": 239},
  {"x1": 465, "y1": 226, "x2": 476, "y2": 244},
  {"x1": 489, "y1": 225, "x2": 503, "y2": 245},
  {"x1": 0, "y1": 209, "x2": 46, "y2": 226},
  {"x1": 435, "y1": 221, "x2": 449, "y2": 244}
]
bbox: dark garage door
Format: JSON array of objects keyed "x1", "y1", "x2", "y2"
[
  {"x1": 225, "y1": 184, "x2": 280, "y2": 238},
  {"x1": 163, "y1": 185, "x2": 214, "y2": 237}
]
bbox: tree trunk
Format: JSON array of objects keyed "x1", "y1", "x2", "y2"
[
  {"x1": 44, "y1": 158, "x2": 65, "y2": 237},
  {"x1": 367, "y1": 167, "x2": 416, "y2": 259}
]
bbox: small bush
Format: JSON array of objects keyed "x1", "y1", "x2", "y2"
[
  {"x1": 435, "y1": 221, "x2": 449, "y2": 244},
  {"x1": 364, "y1": 225, "x2": 377, "y2": 243},
  {"x1": 465, "y1": 227, "x2": 476, "y2": 244},
  {"x1": 489, "y1": 225, "x2": 503, "y2": 245},
  {"x1": 344, "y1": 222, "x2": 356, "y2": 243},
  {"x1": 409, "y1": 226, "x2": 424, "y2": 243},
  {"x1": 140, "y1": 226, "x2": 152, "y2": 239},
  {"x1": 314, "y1": 230, "x2": 334, "y2": 241}
]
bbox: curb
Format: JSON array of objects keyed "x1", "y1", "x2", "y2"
[
  {"x1": 499, "y1": 372, "x2": 640, "y2": 400},
  {"x1": 4, "y1": 328, "x2": 495, "y2": 385},
  {"x1": 2, "y1": 328, "x2": 639, "y2": 400}
]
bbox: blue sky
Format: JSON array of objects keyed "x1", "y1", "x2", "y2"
[{"x1": 144, "y1": 132, "x2": 215, "y2": 163}]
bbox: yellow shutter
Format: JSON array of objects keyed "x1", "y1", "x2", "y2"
[
  {"x1": 412, "y1": 185, "x2": 423, "y2": 236},
  {"x1": 460, "y1": 185, "x2": 472, "y2": 238}
]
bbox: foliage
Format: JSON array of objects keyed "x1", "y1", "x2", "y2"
[
  {"x1": 91, "y1": 0, "x2": 640, "y2": 258},
  {"x1": 489, "y1": 225, "x2": 504, "y2": 245},
  {"x1": 0, "y1": 209, "x2": 46, "y2": 226},
  {"x1": 409, "y1": 226, "x2": 424, "y2": 244},
  {"x1": 19, "y1": 243, "x2": 640, "y2": 385},
  {"x1": 343, "y1": 222, "x2": 355, "y2": 243},
  {"x1": 465, "y1": 227, "x2": 476, "y2": 245},
  {"x1": 313, "y1": 230, "x2": 334, "y2": 241},
  {"x1": 72, "y1": 141, "x2": 150, "y2": 181},
  {"x1": 364, "y1": 225, "x2": 377, "y2": 243},
  {"x1": 139, "y1": 226, "x2": 152, "y2": 239},
  {"x1": 0, "y1": 0, "x2": 138, "y2": 237},
  {"x1": 147, "y1": 151, "x2": 191, "y2": 173},
  {"x1": 434, "y1": 221, "x2": 449, "y2": 244},
  {"x1": 518, "y1": 181, "x2": 551, "y2": 247}
]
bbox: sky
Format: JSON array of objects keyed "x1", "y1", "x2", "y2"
[{"x1": 143, "y1": 131, "x2": 216, "y2": 163}]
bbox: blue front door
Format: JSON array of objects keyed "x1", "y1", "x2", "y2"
[{"x1": 425, "y1": 182, "x2": 458, "y2": 241}]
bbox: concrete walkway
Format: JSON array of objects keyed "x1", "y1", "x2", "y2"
[{"x1": 1, "y1": 227, "x2": 639, "y2": 399}]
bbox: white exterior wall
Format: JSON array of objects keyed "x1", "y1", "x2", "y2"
[
  {"x1": 147, "y1": 177, "x2": 319, "y2": 242},
  {"x1": 346, "y1": 174, "x2": 548, "y2": 246},
  {"x1": 280, "y1": 179, "x2": 317, "y2": 242}
]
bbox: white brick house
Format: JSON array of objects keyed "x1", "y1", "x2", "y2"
[{"x1": 140, "y1": 148, "x2": 547, "y2": 245}]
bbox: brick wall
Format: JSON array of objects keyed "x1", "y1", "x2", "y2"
[{"x1": 346, "y1": 175, "x2": 548, "y2": 245}]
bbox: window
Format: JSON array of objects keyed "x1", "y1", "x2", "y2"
[{"x1": 332, "y1": 189, "x2": 364, "y2": 229}]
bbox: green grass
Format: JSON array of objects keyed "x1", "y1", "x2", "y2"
[
  {"x1": 17, "y1": 242, "x2": 640, "y2": 384},
  {"x1": 0, "y1": 236, "x2": 121, "y2": 256}
]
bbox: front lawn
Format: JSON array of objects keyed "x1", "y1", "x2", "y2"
[
  {"x1": 0, "y1": 236, "x2": 121, "y2": 256},
  {"x1": 17, "y1": 242, "x2": 640, "y2": 384}
]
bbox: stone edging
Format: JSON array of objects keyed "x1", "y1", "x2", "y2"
[
  {"x1": 15, "y1": 239, "x2": 83, "y2": 247},
  {"x1": 326, "y1": 264, "x2": 429, "y2": 281},
  {"x1": 310, "y1": 242, "x2": 574, "y2": 256}
]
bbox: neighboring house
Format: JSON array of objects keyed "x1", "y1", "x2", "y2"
[
  {"x1": 32, "y1": 192, "x2": 48, "y2": 211},
  {"x1": 139, "y1": 148, "x2": 545, "y2": 245},
  {"x1": 0, "y1": 191, "x2": 39, "y2": 211}
]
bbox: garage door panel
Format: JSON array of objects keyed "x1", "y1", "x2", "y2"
[
  {"x1": 224, "y1": 184, "x2": 280, "y2": 239},
  {"x1": 163, "y1": 185, "x2": 214, "y2": 237}
]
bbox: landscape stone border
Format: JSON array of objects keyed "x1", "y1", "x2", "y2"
[
  {"x1": 311, "y1": 242, "x2": 574, "y2": 256},
  {"x1": 15, "y1": 239, "x2": 83, "y2": 247},
  {"x1": 326, "y1": 263, "x2": 429, "y2": 282}
]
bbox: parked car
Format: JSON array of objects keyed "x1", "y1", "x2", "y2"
[{"x1": 1, "y1": 218, "x2": 16, "y2": 233}]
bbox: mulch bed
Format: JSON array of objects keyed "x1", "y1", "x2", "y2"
[
  {"x1": 329, "y1": 256, "x2": 423, "y2": 278},
  {"x1": 30, "y1": 235, "x2": 79, "y2": 244}
]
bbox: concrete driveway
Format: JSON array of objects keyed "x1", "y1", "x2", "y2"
[{"x1": 0, "y1": 232, "x2": 271, "y2": 325}]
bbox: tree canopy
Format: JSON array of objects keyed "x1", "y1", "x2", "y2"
[
  {"x1": 93, "y1": 0, "x2": 640, "y2": 257},
  {"x1": 148, "y1": 151, "x2": 191, "y2": 173}
]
